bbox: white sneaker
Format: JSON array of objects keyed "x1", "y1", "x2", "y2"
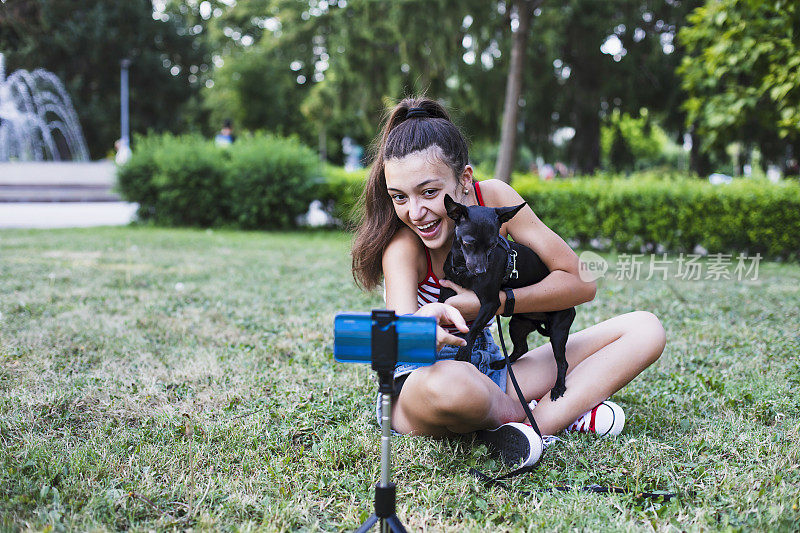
[
  {"x1": 476, "y1": 422, "x2": 543, "y2": 468},
  {"x1": 565, "y1": 400, "x2": 625, "y2": 437}
]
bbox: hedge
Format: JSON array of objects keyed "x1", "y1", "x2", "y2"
[
  {"x1": 117, "y1": 134, "x2": 799, "y2": 258},
  {"x1": 327, "y1": 170, "x2": 800, "y2": 259},
  {"x1": 117, "y1": 133, "x2": 320, "y2": 229},
  {"x1": 512, "y1": 175, "x2": 800, "y2": 258}
]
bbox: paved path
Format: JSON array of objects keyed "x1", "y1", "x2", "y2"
[{"x1": 0, "y1": 202, "x2": 138, "y2": 228}]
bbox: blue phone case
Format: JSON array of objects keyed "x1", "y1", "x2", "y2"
[{"x1": 334, "y1": 313, "x2": 437, "y2": 365}]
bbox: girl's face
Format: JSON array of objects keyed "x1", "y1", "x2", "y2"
[{"x1": 384, "y1": 148, "x2": 472, "y2": 250}]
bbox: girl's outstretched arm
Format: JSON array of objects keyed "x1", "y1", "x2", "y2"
[{"x1": 383, "y1": 227, "x2": 468, "y2": 350}]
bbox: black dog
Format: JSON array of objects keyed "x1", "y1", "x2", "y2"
[{"x1": 438, "y1": 194, "x2": 576, "y2": 400}]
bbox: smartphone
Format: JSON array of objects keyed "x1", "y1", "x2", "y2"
[{"x1": 334, "y1": 312, "x2": 436, "y2": 365}]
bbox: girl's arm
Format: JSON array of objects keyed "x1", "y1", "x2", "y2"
[
  {"x1": 383, "y1": 227, "x2": 425, "y2": 315},
  {"x1": 383, "y1": 228, "x2": 468, "y2": 350},
  {"x1": 442, "y1": 179, "x2": 595, "y2": 316}
]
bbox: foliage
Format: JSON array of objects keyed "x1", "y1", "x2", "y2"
[
  {"x1": 115, "y1": 134, "x2": 163, "y2": 218},
  {"x1": 202, "y1": 41, "x2": 316, "y2": 145},
  {"x1": 7, "y1": 0, "x2": 798, "y2": 175},
  {"x1": 2, "y1": 227, "x2": 800, "y2": 530},
  {"x1": 198, "y1": 1, "x2": 697, "y2": 174},
  {"x1": 600, "y1": 110, "x2": 687, "y2": 172},
  {"x1": 317, "y1": 165, "x2": 368, "y2": 228},
  {"x1": 0, "y1": 0, "x2": 211, "y2": 159},
  {"x1": 512, "y1": 174, "x2": 800, "y2": 258},
  {"x1": 117, "y1": 133, "x2": 320, "y2": 228},
  {"x1": 151, "y1": 135, "x2": 231, "y2": 227},
  {"x1": 319, "y1": 167, "x2": 800, "y2": 258},
  {"x1": 517, "y1": 1, "x2": 700, "y2": 172},
  {"x1": 678, "y1": 0, "x2": 800, "y2": 162},
  {"x1": 225, "y1": 134, "x2": 320, "y2": 229}
]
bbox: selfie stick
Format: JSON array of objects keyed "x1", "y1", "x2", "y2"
[{"x1": 355, "y1": 310, "x2": 408, "y2": 533}]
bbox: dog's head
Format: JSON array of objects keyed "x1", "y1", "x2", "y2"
[{"x1": 444, "y1": 194, "x2": 526, "y2": 275}]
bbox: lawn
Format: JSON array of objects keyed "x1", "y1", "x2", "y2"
[{"x1": 1, "y1": 227, "x2": 799, "y2": 531}]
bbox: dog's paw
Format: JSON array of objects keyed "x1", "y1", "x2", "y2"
[
  {"x1": 489, "y1": 360, "x2": 506, "y2": 370},
  {"x1": 455, "y1": 346, "x2": 471, "y2": 361},
  {"x1": 550, "y1": 384, "x2": 566, "y2": 401}
]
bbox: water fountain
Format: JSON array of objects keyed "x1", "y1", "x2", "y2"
[{"x1": 0, "y1": 52, "x2": 89, "y2": 161}]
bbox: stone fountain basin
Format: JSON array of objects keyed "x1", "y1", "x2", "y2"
[{"x1": 0, "y1": 161, "x2": 119, "y2": 202}]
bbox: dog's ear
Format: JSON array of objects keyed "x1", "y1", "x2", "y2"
[
  {"x1": 495, "y1": 202, "x2": 526, "y2": 225},
  {"x1": 444, "y1": 194, "x2": 468, "y2": 222}
]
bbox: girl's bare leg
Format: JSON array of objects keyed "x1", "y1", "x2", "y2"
[
  {"x1": 506, "y1": 310, "x2": 666, "y2": 434},
  {"x1": 392, "y1": 360, "x2": 522, "y2": 436},
  {"x1": 392, "y1": 311, "x2": 665, "y2": 437}
]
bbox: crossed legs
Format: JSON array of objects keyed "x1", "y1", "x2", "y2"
[{"x1": 392, "y1": 311, "x2": 666, "y2": 436}]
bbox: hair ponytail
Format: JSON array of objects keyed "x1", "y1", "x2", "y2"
[{"x1": 351, "y1": 97, "x2": 469, "y2": 290}]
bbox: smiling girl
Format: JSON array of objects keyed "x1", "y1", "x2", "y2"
[{"x1": 351, "y1": 97, "x2": 666, "y2": 467}]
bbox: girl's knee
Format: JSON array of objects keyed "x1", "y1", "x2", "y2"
[
  {"x1": 404, "y1": 361, "x2": 493, "y2": 417},
  {"x1": 627, "y1": 311, "x2": 666, "y2": 363}
]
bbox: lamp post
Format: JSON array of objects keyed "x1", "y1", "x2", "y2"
[{"x1": 118, "y1": 58, "x2": 132, "y2": 164}]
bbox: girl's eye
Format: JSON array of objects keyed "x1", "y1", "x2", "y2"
[
  {"x1": 423, "y1": 189, "x2": 438, "y2": 197},
  {"x1": 391, "y1": 194, "x2": 406, "y2": 203}
]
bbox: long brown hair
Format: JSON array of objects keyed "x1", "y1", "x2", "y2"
[{"x1": 351, "y1": 97, "x2": 470, "y2": 290}]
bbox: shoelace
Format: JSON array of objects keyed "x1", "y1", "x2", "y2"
[
  {"x1": 520, "y1": 424, "x2": 560, "y2": 449},
  {"x1": 568, "y1": 405, "x2": 598, "y2": 433}
]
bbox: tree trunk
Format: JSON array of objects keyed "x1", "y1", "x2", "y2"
[
  {"x1": 495, "y1": 0, "x2": 539, "y2": 183},
  {"x1": 689, "y1": 124, "x2": 712, "y2": 177},
  {"x1": 569, "y1": 106, "x2": 601, "y2": 174}
]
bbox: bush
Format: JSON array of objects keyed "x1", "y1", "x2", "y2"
[
  {"x1": 117, "y1": 133, "x2": 321, "y2": 229},
  {"x1": 151, "y1": 135, "x2": 230, "y2": 226},
  {"x1": 512, "y1": 174, "x2": 800, "y2": 258},
  {"x1": 116, "y1": 133, "x2": 165, "y2": 221},
  {"x1": 225, "y1": 134, "x2": 320, "y2": 229},
  {"x1": 317, "y1": 165, "x2": 367, "y2": 228}
]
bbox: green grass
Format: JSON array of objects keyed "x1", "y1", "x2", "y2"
[{"x1": 1, "y1": 227, "x2": 799, "y2": 531}]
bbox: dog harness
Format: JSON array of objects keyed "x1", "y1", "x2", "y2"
[{"x1": 498, "y1": 236, "x2": 519, "y2": 284}]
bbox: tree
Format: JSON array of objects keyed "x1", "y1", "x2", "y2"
[
  {"x1": 0, "y1": 0, "x2": 210, "y2": 158},
  {"x1": 510, "y1": 1, "x2": 699, "y2": 174},
  {"x1": 203, "y1": 41, "x2": 315, "y2": 141},
  {"x1": 678, "y1": 0, "x2": 800, "y2": 169},
  {"x1": 495, "y1": 0, "x2": 540, "y2": 183},
  {"x1": 204, "y1": 0, "x2": 493, "y2": 160}
]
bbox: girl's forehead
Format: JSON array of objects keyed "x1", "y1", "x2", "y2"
[{"x1": 384, "y1": 150, "x2": 455, "y2": 188}]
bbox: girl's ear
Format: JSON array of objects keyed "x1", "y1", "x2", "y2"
[
  {"x1": 460, "y1": 165, "x2": 474, "y2": 189},
  {"x1": 444, "y1": 194, "x2": 468, "y2": 222},
  {"x1": 495, "y1": 203, "x2": 526, "y2": 225}
]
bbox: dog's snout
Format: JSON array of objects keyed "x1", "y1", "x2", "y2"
[{"x1": 466, "y1": 257, "x2": 488, "y2": 275}]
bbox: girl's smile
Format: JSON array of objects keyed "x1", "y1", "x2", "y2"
[{"x1": 384, "y1": 148, "x2": 472, "y2": 250}]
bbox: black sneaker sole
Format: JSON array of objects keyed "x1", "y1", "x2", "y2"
[{"x1": 476, "y1": 424, "x2": 533, "y2": 467}]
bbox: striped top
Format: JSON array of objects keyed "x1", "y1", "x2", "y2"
[{"x1": 416, "y1": 181, "x2": 492, "y2": 333}]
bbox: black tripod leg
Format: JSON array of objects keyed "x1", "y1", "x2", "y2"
[
  {"x1": 386, "y1": 515, "x2": 409, "y2": 533},
  {"x1": 354, "y1": 514, "x2": 379, "y2": 533}
]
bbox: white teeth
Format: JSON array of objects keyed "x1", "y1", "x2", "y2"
[{"x1": 417, "y1": 220, "x2": 438, "y2": 231}]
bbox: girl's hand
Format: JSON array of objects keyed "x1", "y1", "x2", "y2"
[
  {"x1": 414, "y1": 302, "x2": 468, "y2": 351},
  {"x1": 439, "y1": 279, "x2": 481, "y2": 321}
]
